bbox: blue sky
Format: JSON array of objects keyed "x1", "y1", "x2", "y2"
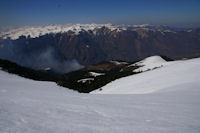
[{"x1": 0, "y1": 0, "x2": 200, "y2": 27}]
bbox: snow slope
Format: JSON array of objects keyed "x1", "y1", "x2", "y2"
[
  {"x1": 128, "y1": 56, "x2": 169, "y2": 72},
  {"x1": 1, "y1": 57, "x2": 200, "y2": 133},
  {"x1": 92, "y1": 57, "x2": 200, "y2": 94}
]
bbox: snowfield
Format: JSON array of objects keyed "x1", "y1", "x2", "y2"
[{"x1": 0, "y1": 57, "x2": 200, "y2": 133}]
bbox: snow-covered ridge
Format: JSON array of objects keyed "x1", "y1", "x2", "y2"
[
  {"x1": 0, "y1": 24, "x2": 125, "y2": 40},
  {"x1": 92, "y1": 56, "x2": 200, "y2": 94},
  {"x1": 128, "y1": 56, "x2": 169, "y2": 72}
]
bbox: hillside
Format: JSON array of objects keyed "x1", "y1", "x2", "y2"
[
  {"x1": 0, "y1": 57, "x2": 200, "y2": 133},
  {"x1": 0, "y1": 58, "x2": 140, "y2": 93},
  {"x1": 92, "y1": 56, "x2": 200, "y2": 94}
]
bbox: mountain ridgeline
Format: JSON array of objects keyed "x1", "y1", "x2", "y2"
[{"x1": 0, "y1": 25, "x2": 200, "y2": 71}]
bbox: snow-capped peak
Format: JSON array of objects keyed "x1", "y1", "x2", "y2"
[
  {"x1": 0, "y1": 24, "x2": 124, "y2": 40},
  {"x1": 0, "y1": 23, "x2": 180, "y2": 40}
]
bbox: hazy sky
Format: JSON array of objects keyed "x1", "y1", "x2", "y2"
[{"x1": 0, "y1": 0, "x2": 200, "y2": 27}]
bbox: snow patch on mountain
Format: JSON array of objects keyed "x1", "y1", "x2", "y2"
[
  {"x1": 110, "y1": 60, "x2": 128, "y2": 65},
  {"x1": 164, "y1": 30, "x2": 176, "y2": 33},
  {"x1": 77, "y1": 78, "x2": 94, "y2": 83},
  {"x1": 89, "y1": 72, "x2": 105, "y2": 77}
]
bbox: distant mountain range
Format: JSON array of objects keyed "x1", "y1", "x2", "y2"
[{"x1": 0, "y1": 24, "x2": 200, "y2": 72}]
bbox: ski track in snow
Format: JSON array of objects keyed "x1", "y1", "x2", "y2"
[{"x1": 0, "y1": 57, "x2": 200, "y2": 133}]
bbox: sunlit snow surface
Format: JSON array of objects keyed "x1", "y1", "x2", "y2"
[
  {"x1": 92, "y1": 57, "x2": 200, "y2": 94},
  {"x1": 128, "y1": 55, "x2": 169, "y2": 72},
  {"x1": 1, "y1": 57, "x2": 200, "y2": 133}
]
